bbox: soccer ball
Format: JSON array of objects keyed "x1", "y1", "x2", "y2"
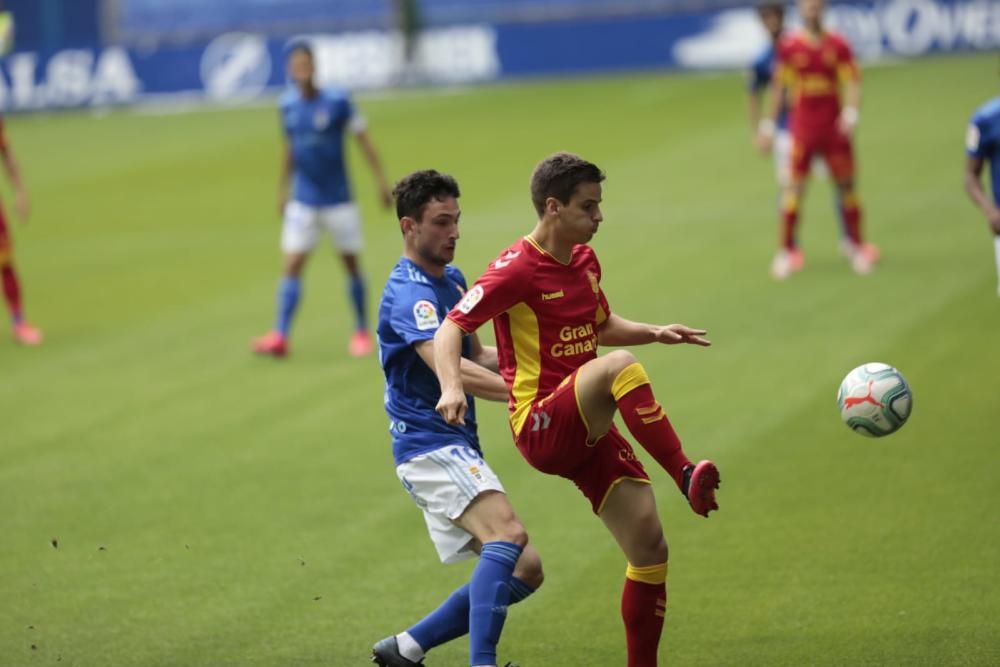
[{"x1": 837, "y1": 363, "x2": 912, "y2": 437}]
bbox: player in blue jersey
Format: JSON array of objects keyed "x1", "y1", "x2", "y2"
[
  {"x1": 965, "y1": 95, "x2": 1000, "y2": 296},
  {"x1": 252, "y1": 41, "x2": 392, "y2": 358},
  {"x1": 749, "y1": 2, "x2": 874, "y2": 279},
  {"x1": 371, "y1": 170, "x2": 542, "y2": 667}
]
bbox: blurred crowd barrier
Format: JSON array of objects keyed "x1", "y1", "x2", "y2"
[{"x1": 0, "y1": 0, "x2": 997, "y2": 112}]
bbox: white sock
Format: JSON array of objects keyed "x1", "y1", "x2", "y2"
[
  {"x1": 994, "y1": 236, "x2": 1000, "y2": 296},
  {"x1": 395, "y1": 632, "x2": 424, "y2": 662}
]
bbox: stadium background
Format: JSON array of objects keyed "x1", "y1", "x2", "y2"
[{"x1": 0, "y1": 0, "x2": 998, "y2": 665}]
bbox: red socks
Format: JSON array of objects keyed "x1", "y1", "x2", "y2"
[
  {"x1": 1, "y1": 264, "x2": 21, "y2": 321},
  {"x1": 622, "y1": 563, "x2": 668, "y2": 667},
  {"x1": 613, "y1": 363, "x2": 690, "y2": 489},
  {"x1": 780, "y1": 190, "x2": 800, "y2": 250},
  {"x1": 842, "y1": 191, "x2": 863, "y2": 245}
]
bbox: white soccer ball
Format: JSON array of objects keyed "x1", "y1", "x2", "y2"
[{"x1": 836, "y1": 363, "x2": 912, "y2": 437}]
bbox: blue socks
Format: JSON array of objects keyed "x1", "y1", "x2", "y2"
[
  {"x1": 275, "y1": 276, "x2": 301, "y2": 336},
  {"x1": 406, "y1": 545, "x2": 533, "y2": 665},
  {"x1": 348, "y1": 272, "x2": 366, "y2": 332},
  {"x1": 274, "y1": 273, "x2": 364, "y2": 338},
  {"x1": 468, "y1": 541, "x2": 522, "y2": 666}
]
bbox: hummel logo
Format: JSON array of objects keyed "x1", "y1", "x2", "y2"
[
  {"x1": 494, "y1": 251, "x2": 520, "y2": 268},
  {"x1": 843, "y1": 380, "x2": 883, "y2": 409},
  {"x1": 541, "y1": 290, "x2": 564, "y2": 301}
]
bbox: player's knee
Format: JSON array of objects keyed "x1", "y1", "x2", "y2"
[
  {"x1": 605, "y1": 349, "x2": 638, "y2": 379},
  {"x1": 634, "y1": 516, "x2": 669, "y2": 564},
  {"x1": 500, "y1": 521, "x2": 529, "y2": 548},
  {"x1": 515, "y1": 547, "x2": 545, "y2": 590}
]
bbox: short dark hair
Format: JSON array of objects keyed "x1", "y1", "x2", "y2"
[
  {"x1": 285, "y1": 39, "x2": 314, "y2": 60},
  {"x1": 530, "y1": 152, "x2": 605, "y2": 216},
  {"x1": 757, "y1": 2, "x2": 785, "y2": 19},
  {"x1": 393, "y1": 169, "x2": 461, "y2": 222}
]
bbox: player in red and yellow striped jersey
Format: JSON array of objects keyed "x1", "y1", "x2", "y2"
[
  {"x1": 434, "y1": 153, "x2": 720, "y2": 667},
  {"x1": 756, "y1": 0, "x2": 879, "y2": 279},
  {"x1": 0, "y1": 115, "x2": 40, "y2": 345}
]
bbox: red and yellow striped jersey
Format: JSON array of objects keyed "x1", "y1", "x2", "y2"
[
  {"x1": 448, "y1": 236, "x2": 611, "y2": 436},
  {"x1": 775, "y1": 29, "x2": 858, "y2": 133}
]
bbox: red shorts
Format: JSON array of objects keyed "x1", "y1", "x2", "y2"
[
  {"x1": 790, "y1": 126, "x2": 855, "y2": 184},
  {"x1": 0, "y1": 209, "x2": 10, "y2": 265},
  {"x1": 514, "y1": 369, "x2": 650, "y2": 514}
]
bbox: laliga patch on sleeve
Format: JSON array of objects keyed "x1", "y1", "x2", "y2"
[
  {"x1": 457, "y1": 284, "x2": 484, "y2": 314},
  {"x1": 413, "y1": 300, "x2": 440, "y2": 331},
  {"x1": 966, "y1": 124, "x2": 980, "y2": 152}
]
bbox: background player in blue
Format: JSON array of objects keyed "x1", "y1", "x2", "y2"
[
  {"x1": 965, "y1": 94, "x2": 1000, "y2": 297},
  {"x1": 748, "y1": 2, "x2": 865, "y2": 279},
  {"x1": 371, "y1": 170, "x2": 543, "y2": 667},
  {"x1": 252, "y1": 41, "x2": 392, "y2": 358}
]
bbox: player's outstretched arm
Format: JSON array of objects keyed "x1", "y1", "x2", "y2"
[
  {"x1": 433, "y1": 318, "x2": 469, "y2": 424},
  {"x1": 354, "y1": 129, "x2": 393, "y2": 208},
  {"x1": 414, "y1": 339, "x2": 507, "y2": 402},
  {"x1": 598, "y1": 313, "x2": 710, "y2": 348}
]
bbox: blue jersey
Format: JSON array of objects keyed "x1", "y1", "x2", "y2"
[
  {"x1": 748, "y1": 43, "x2": 789, "y2": 130},
  {"x1": 967, "y1": 96, "x2": 1000, "y2": 204},
  {"x1": 280, "y1": 86, "x2": 361, "y2": 207},
  {"x1": 378, "y1": 258, "x2": 480, "y2": 466}
]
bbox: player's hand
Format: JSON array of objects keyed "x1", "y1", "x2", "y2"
[
  {"x1": 436, "y1": 386, "x2": 468, "y2": 425},
  {"x1": 14, "y1": 188, "x2": 29, "y2": 221},
  {"x1": 838, "y1": 106, "x2": 859, "y2": 138},
  {"x1": 654, "y1": 324, "x2": 711, "y2": 347},
  {"x1": 278, "y1": 193, "x2": 288, "y2": 216},
  {"x1": 987, "y1": 207, "x2": 1000, "y2": 235}
]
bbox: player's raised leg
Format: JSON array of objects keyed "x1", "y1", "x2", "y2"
[
  {"x1": 599, "y1": 479, "x2": 669, "y2": 667},
  {"x1": 574, "y1": 349, "x2": 719, "y2": 516}
]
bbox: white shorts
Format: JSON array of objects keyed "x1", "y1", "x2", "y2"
[
  {"x1": 396, "y1": 445, "x2": 506, "y2": 565},
  {"x1": 281, "y1": 200, "x2": 364, "y2": 254},
  {"x1": 774, "y1": 128, "x2": 827, "y2": 186}
]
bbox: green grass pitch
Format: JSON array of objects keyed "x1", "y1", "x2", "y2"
[{"x1": 1, "y1": 52, "x2": 998, "y2": 666}]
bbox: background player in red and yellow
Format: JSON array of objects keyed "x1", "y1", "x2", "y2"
[
  {"x1": 0, "y1": 115, "x2": 40, "y2": 345},
  {"x1": 434, "y1": 153, "x2": 720, "y2": 666},
  {"x1": 756, "y1": 0, "x2": 879, "y2": 280}
]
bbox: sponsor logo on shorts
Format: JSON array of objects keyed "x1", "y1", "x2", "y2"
[
  {"x1": 541, "y1": 290, "x2": 564, "y2": 301},
  {"x1": 457, "y1": 284, "x2": 484, "y2": 314},
  {"x1": 413, "y1": 299, "x2": 440, "y2": 330}
]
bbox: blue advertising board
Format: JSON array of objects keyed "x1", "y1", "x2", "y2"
[{"x1": 0, "y1": 0, "x2": 996, "y2": 112}]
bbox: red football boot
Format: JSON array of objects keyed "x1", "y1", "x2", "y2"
[
  {"x1": 683, "y1": 460, "x2": 720, "y2": 518},
  {"x1": 251, "y1": 331, "x2": 288, "y2": 358}
]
